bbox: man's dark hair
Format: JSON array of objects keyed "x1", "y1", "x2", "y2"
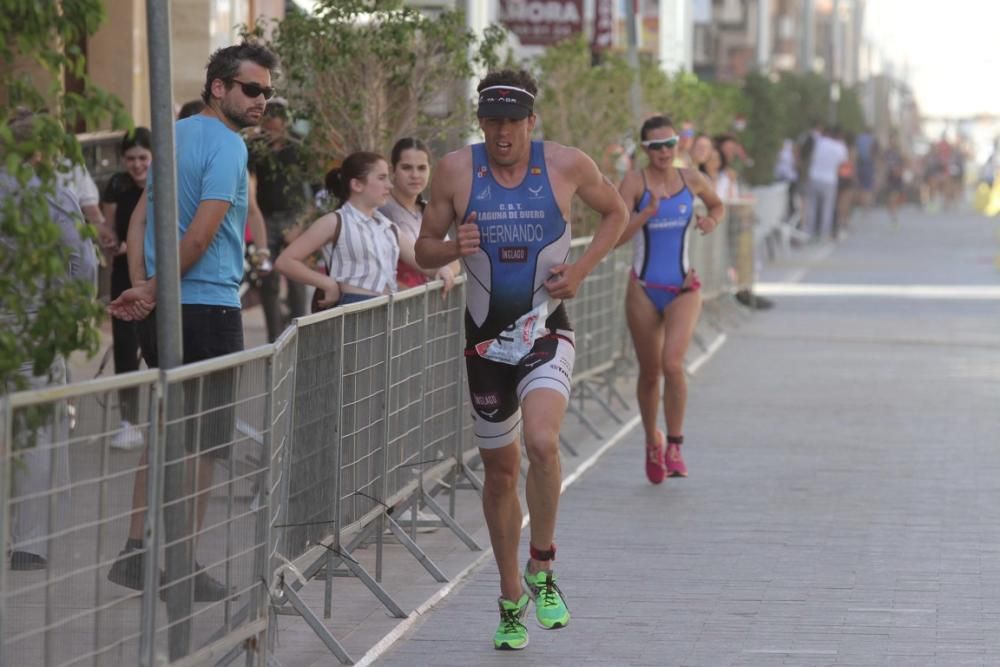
[
  {"x1": 177, "y1": 99, "x2": 205, "y2": 120},
  {"x1": 476, "y1": 69, "x2": 538, "y2": 97},
  {"x1": 640, "y1": 115, "x2": 673, "y2": 140},
  {"x1": 201, "y1": 42, "x2": 280, "y2": 104}
]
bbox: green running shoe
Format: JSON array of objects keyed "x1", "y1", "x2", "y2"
[
  {"x1": 493, "y1": 594, "x2": 530, "y2": 650},
  {"x1": 523, "y1": 567, "x2": 570, "y2": 629}
]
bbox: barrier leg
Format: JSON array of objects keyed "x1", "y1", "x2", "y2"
[
  {"x1": 385, "y1": 515, "x2": 448, "y2": 582},
  {"x1": 281, "y1": 584, "x2": 354, "y2": 665},
  {"x1": 422, "y1": 492, "x2": 481, "y2": 551}
]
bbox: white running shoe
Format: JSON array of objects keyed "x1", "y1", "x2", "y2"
[{"x1": 110, "y1": 421, "x2": 145, "y2": 450}]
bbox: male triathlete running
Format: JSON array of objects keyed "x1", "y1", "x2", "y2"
[{"x1": 416, "y1": 69, "x2": 627, "y2": 650}]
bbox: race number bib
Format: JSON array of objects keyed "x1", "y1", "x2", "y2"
[{"x1": 474, "y1": 300, "x2": 557, "y2": 365}]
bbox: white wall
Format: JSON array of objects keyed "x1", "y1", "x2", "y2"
[{"x1": 658, "y1": 0, "x2": 693, "y2": 74}]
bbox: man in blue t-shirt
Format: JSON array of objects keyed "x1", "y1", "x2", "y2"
[{"x1": 107, "y1": 41, "x2": 279, "y2": 602}]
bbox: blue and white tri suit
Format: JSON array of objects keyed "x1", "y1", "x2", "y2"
[
  {"x1": 462, "y1": 141, "x2": 575, "y2": 448},
  {"x1": 631, "y1": 170, "x2": 700, "y2": 313}
]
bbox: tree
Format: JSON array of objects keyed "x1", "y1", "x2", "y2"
[
  {"x1": 530, "y1": 38, "x2": 635, "y2": 234},
  {"x1": 252, "y1": 0, "x2": 505, "y2": 171},
  {"x1": 640, "y1": 64, "x2": 745, "y2": 138},
  {"x1": 741, "y1": 72, "x2": 789, "y2": 186},
  {"x1": 0, "y1": 2, "x2": 129, "y2": 389}
]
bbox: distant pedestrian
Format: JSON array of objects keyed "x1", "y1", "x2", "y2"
[{"x1": 803, "y1": 127, "x2": 848, "y2": 241}]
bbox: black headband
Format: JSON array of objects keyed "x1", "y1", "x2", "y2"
[{"x1": 477, "y1": 85, "x2": 535, "y2": 120}]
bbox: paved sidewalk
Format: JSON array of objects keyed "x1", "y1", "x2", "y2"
[{"x1": 372, "y1": 207, "x2": 1000, "y2": 666}]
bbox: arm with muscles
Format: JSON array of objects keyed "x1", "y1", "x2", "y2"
[
  {"x1": 110, "y1": 198, "x2": 232, "y2": 320},
  {"x1": 614, "y1": 170, "x2": 659, "y2": 248},
  {"x1": 686, "y1": 169, "x2": 725, "y2": 235},
  {"x1": 546, "y1": 149, "x2": 629, "y2": 299},
  {"x1": 397, "y1": 229, "x2": 460, "y2": 294},
  {"x1": 274, "y1": 212, "x2": 341, "y2": 308},
  {"x1": 415, "y1": 153, "x2": 480, "y2": 268}
]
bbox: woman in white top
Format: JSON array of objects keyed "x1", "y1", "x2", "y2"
[
  {"x1": 378, "y1": 137, "x2": 460, "y2": 289},
  {"x1": 275, "y1": 151, "x2": 453, "y2": 309}
]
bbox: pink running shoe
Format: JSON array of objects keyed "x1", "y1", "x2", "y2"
[
  {"x1": 645, "y1": 431, "x2": 665, "y2": 484},
  {"x1": 665, "y1": 438, "x2": 688, "y2": 477}
]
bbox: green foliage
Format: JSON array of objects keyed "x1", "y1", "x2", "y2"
[
  {"x1": 533, "y1": 38, "x2": 634, "y2": 177},
  {"x1": 740, "y1": 72, "x2": 788, "y2": 186},
  {"x1": 251, "y1": 0, "x2": 506, "y2": 171},
  {"x1": 1, "y1": 1, "x2": 130, "y2": 389},
  {"x1": 530, "y1": 38, "x2": 635, "y2": 233},
  {"x1": 640, "y1": 63, "x2": 745, "y2": 138},
  {"x1": 835, "y1": 85, "x2": 866, "y2": 136}
]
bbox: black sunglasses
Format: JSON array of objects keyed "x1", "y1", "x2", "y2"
[
  {"x1": 641, "y1": 137, "x2": 680, "y2": 151},
  {"x1": 227, "y1": 78, "x2": 276, "y2": 100}
]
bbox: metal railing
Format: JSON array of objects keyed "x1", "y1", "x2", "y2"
[{"x1": 0, "y1": 224, "x2": 735, "y2": 666}]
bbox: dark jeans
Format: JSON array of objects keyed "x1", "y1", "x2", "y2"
[{"x1": 137, "y1": 304, "x2": 244, "y2": 459}]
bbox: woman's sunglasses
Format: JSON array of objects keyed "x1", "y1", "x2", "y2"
[
  {"x1": 227, "y1": 79, "x2": 276, "y2": 101},
  {"x1": 641, "y1": 137, "x2": 680, "y2": 151}
]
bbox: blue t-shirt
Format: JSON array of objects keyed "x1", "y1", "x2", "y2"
[{"x1": 145, "y1": 114, "x2": 248, "y2": 307}]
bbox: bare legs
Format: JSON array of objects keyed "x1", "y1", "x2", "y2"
[
  {"x1": 480, "y1": 388, "x2": 567, "y2": 601},
  {"x1": 625, "y1": 279, "x2": 702, "y2": 442}
]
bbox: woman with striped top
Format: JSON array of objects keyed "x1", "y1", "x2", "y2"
[{"x1": 275, "y1": 151, "x2": 455, "y2": 309}]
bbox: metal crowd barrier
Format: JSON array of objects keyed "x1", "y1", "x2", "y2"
[{"x1": 0, "y1": 227, "x2": 734, "y2": 666}]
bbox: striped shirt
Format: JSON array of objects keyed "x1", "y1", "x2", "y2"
[{"x1": 329, "y1": 202, "x2": 400, "y2": 294}]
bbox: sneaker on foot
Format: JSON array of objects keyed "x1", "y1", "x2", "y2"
[
  {"x1": 645, "y1": 431, "x2": 665, "y2": 485},
  {"x1": 665, "y1": 441, "x2": 688, "y2": 477},
  {"x1": 107, "y1": 546, "x2": 145, "y2": 590},
  {"x1": 159, "y1": 566, "x2": 229, "y2": 602},
  {"x1": 494, "y1": 594, "x2": 530, "y2": 650},
  {"x1": 523, "y1": 567, "x2": 570, "y2": 629},
  {"x1": 110, "y1": 421, "x2": 144, "y2": 450},
  {"x1": 109, "y1": 547, "x2": 230, "y2": 603},
  {"x1": 10, "y1": 551, "x2": 47, "y2": 571}
]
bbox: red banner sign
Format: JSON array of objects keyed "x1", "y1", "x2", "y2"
[{"x1": 500, "y1": 0, "x2": 584, "y2": 47}]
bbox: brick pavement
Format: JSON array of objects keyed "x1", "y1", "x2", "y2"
[{"x1": 370, "y1": 208, "x2": 1000, "y2": 667}]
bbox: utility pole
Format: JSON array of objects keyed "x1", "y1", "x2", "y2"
[
  {"x1": 624, "y1": 0, "x2": 642, "y2": 128},
  {"x1": 756, "y1": 0, "x2": 771, "y2": 72},
  {"x1": 800, "y1": 0, "x2": 815, "y2": 73}
]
